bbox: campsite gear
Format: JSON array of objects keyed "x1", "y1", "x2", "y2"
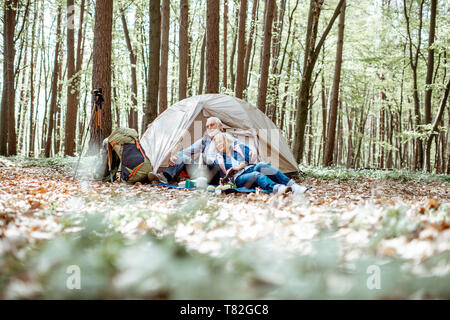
[
  {"x1": 100, "y1": 128, "x2": 153, "y2": 184},
  {"x1": 148, "y1": 172, "x2": 168, "y2": 184},
  {"x1": 140, "y1": 94, "x2": 298, "y2": 175},
  {"x1": 73, "y1": 88, "x2": 104, "y2": 180},
  {"x1": 193, "y1": 177, "x2": 207, "y2": 188},
  {"x1": 184, "y1": 180, "x2": 195, "y2": 188}
]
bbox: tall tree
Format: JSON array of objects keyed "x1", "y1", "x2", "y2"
[
  {"x1": 0, "y1": 0, "x2": 18, "y2": 155},
  {"x1": 159, "y1": 0, "x2": 170, "y2": 112},
  {"x1": 223, "y1": 0, "x2": 228, "y2": 89},
  {"x1": 256, "y1": 0, "x2": 276, "y2": 113},
  {"x1": 121, "y1": 11, "x2": 138, "y2": 130},
  {"x1": 403, "y1": 0, "x2": 424, "y2": 170},
  {"x1": 179, "y1": 0, "x2": 189, "y2": 100},
  {"x1": 27, "y1": 1, "x2": 39, "y2": 157},
  {"x1": 88, "y1": 0, "x2": 113, "y2": 154},
  {"x1": 323, "y1": 0, "x2": 346, "y2": 167},
  {"x1": 234, "y1": 0, "x2": 247, "y2": 98},
  {"x1": 423, "y1": 0, "x2": 437, "y2": 171},
  {"x1": 206, "y1": 0, "x2": 220, "y2": 93},
  {"x1": 44, "y1": 5, "x2": 63, "y2": 158},
  {"x1": 65, "y1": 0, "x2": 77, "y2": 156},
  {"x1": 292, "y1": 0, "x2": 345, "y2": 162},
  {"x1": 425, "y1": 78, "x2": 450, "y2": 172},
  {"x1": 243, "y1": 0, "x2": 259, "y2": 91},
  {"x1": 144, "y1": 0, "x2": 161, "y2": 127}
]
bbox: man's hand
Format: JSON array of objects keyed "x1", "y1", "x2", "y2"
[
  {"x1": 168, "y1": 155, "x2": 177, "y2": 166},
  {"x1": 226, "y1": 167, "x2": 237, "y2": 177},
  {"x1": 249, "y1": 149, "x2": 257, "y2": 163}
]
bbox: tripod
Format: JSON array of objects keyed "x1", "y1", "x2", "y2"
[{"x1": 73, "y1": 88, "x2": 104, "y2": 179}]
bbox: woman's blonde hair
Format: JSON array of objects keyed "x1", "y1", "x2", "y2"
[{"x1": 213, "y1": 132, "x2": 234, "y2": 154}]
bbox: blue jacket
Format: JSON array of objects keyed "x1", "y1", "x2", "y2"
[{"x1": 214, "y1": 143, "x2": 253, "y2": 180}]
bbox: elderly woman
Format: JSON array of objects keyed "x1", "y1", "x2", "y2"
[{"x1": 213, "y1": 132, "x2": 307, "y2": 195}]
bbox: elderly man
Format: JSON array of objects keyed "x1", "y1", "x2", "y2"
[{"x1": 148, "y1": 117, "x2": 226, "y2": 184}]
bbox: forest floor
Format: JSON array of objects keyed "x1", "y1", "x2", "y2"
[{"x1": 0, "y1": 156, "x2": 449, "y2": 299}]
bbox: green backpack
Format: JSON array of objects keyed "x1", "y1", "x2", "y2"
[{"x1": 100, "y1": 128, "x2": 153, "y2": 184}]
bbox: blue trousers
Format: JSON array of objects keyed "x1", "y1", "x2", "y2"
[{"x1": 234, "y1": 162, "x2": 291, "y2": 192}]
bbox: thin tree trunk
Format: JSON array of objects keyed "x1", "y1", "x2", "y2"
[
  {"x1": 234, "y1": 0, "x2": 247, "y2": 98},
  {"x1": 425, "y1": 77, "x2": 450, "y2": 171},
  {"x1": 229, "y1": 5, "x2": 239, "y2": 91},
  {"x1": 65, "y1": 0, "x2": 77, "y2": 155},
  {"x1": 223, "y1": 0, "x2": 228, "y2": 89},
  {"x1": 44, "y1": 6, "x2": 62, "y2": 157},
  {"x1": 179, "y1": 0, "x2": 189, "y2": 100},
  {"x1": 121, "y1": 12, "x2": 138, "y2": 130},
  {"x1": 293, "y1": 0, "x2": 345, "y2": 162},
  {"x1": 25, "y1": 1, "x2": 39, "y2": 157},
  {"x1": 323, "y1": 0, "x2": 345, "y2": 166},
  {"x1": 198, "y1": 32, "x2": 206, "y2": 94},
  {"x1": 144, "y1": 0, "x2": 161, "y2": 127},
  {"x1": 423, "y1": 0, "x2": 437, "y2": 171},
  {"x1": 256, "y1": 0, "x2": 276, "y2": 113},
  {"x1": 403, "y1": 0, "x2": 424, "y2": 170},
  {"x1": 206, "y1": 0, "x2": 220, "y2": 93},
  {"x1": 158, "y1": 0, "x2": 170, "y2": 112}
]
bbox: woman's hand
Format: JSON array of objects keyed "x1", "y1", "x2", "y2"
[{"x1": 168, "y1": 155, "x2": 177, "y2": 166}]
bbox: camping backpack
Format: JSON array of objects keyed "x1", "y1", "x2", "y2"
[{"x1": 100, "y1": 128, "x2": 153, "y2": 184}]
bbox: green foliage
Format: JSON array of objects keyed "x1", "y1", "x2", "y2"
[{"x1": 301, "y1": 165, "x2": 450, "y2": 184}]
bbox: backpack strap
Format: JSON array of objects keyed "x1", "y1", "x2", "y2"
[
  {"x1": 133, "y1": 137, "x2": 146, "y2": 160},
  {"x1": 128, "y1": 162, "x2": 144, "y2": 178}
]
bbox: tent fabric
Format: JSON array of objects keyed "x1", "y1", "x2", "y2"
[{"x1": 140, "y1": 94, "x2": 298, "y2": 173}]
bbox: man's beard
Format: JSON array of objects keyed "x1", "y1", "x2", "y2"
[{"x1": 207, "y1": 128, "x2": 220, "y2": 138}]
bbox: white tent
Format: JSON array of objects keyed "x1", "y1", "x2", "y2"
[{"x1": 140, "y1": 94, "x2": 298, "y2": 173}]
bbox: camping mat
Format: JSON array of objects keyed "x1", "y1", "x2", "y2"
[{"x1": 150, "y1": 183, "x2": 271, "y2": 194}]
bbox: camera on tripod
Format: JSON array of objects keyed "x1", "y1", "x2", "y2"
[
  {"x1": 93, "y1": 88, "x2": 102, "y2": 95},
  {"x1": 93, "y1": 88, "x2": 104, "y2": 103}
]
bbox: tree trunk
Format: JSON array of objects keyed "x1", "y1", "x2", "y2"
[
  {"x1": 256, "y1": 0, "x2": 276, "y2": 113},
  {"x1": 27, "y1": 1, "x2": 39, "y2": 157},
  {"x1": 158, "y1": 0, "x2": 170, "y2": 113},
  {"x1": 198, "y1": 32, "x2": 206, "y2": 94},
  {"x1": 144, "y1": 0, "x2": 161, "y2": 128},
  {"x1": 65, "y1": 0, "x2": 77, "y2": 156},
  {"x1": 229, "y1": 5, "x2": 239, "y2": 91},
  {"x1": 88, "y1": 0, "x2": 113, "y2": 154},
  {"x1": 403, "y1": 0, "x2": 424, "y2": 170},
  {"x1": 323, "y1": 0, "x2": 345, "y2": 167},
  {"x1": 179, "y1": 0, "x2": 189, "y2": 100},
  {"x1": 44, "y1": 6, "x2": 62, "y2": 158},
  {"x1": 425, "y1": 77, "x2": 450, "y2": 171},
  {"x1": 223, "y1": 0, "x2": 228, "y2": 89},
  {"x1": 234, "y1": 0, "x2": 248, "y2": 98},
  {"x1": 293, "y1": 0, "x2": 344, "y2": 162},
  {"x1": 423, "y1": 0, "x2": 437, "y2": 171},
  {"x1": 206, "y1": 0, "x2": 220, "y2": 93},
  {"x1": 0, "y1": 0, "x2": 18, "y2": 156},
  {"x1": 243, "y1": 0, "x2": 259, "y2": 91},
  {"x1": 121, "y1": 12, "x2": 139, "y2": 130}
]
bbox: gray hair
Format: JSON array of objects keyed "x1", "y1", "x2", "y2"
[{"x1": 207, "y1": 117, "x2": 223, "y2": 126}]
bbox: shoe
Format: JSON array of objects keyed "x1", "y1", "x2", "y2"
[
  {"x1": 148, "y1": 172, "x2": 168, "y2": 184},
  {"x1": 274, "y1": 184, "x2": 291, "y2": 194},
  {"x1": 291, "y1": 183, "x2": 309, "y2": 195}
]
